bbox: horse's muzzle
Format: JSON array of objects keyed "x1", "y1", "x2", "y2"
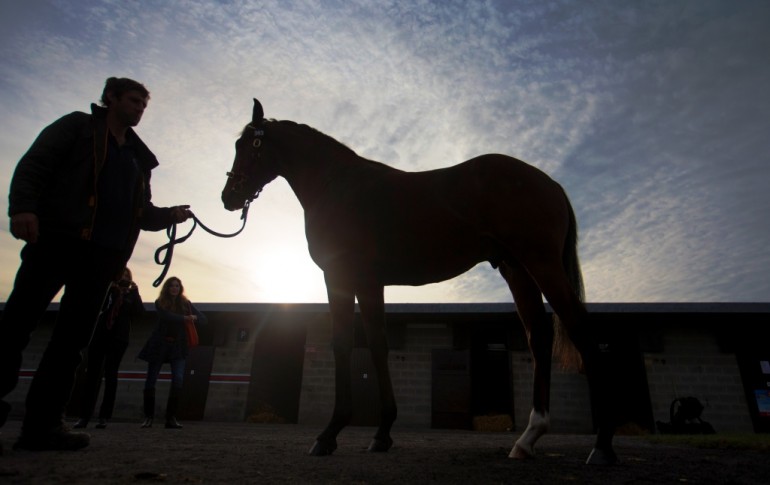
[{"x1": 221, "y1": 191, "x2": 244, "y2": 212}]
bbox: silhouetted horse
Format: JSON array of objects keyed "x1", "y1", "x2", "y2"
[{"x1": 222, "y1": 99, "x2": 619, "y2": 465}]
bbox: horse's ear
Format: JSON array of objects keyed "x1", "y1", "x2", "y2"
[{"x1": 252, "y1": 98, "x2": 264, "y2": 124}]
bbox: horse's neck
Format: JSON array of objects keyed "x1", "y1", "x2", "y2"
[
  {"x1": 274, "y1": 123, "x2": 358, "y2": 209},
  {"x1": 284, "y1": 153, "x2": 343, "y2": 210}
]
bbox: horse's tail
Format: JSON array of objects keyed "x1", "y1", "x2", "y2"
[{"x1": 553, "y1": 189, "x2": 585, "y2": 370}]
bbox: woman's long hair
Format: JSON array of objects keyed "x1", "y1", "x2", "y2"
[{"x1": 156, "y1": 276, "x2": 190, "y2": 314}]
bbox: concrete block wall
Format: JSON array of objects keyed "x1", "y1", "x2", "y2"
[
  {"x1": 105, "y1": 371, "x2": 157, "y2": 421},
  {"x1": 119, "y1": 321, "x2": 160, "y2": 419},
  {"x1": 510, "y1": 351, "x2": 593, "y2": 433},
  {"x1": 6, "y1": 313, "x2": 258, "y2": 424},
  {"x1": 296, "y1": 316, "x2": 593, "y2": 432},
  {"x1": 391, "y1": 324, "x2": 452, "y2": 427},
  {"x1": 204, "y1": 337, "x2": 254, "y2": 422},
  {"x1": 4, "y1": 316, "x2": 153, "y2": 422},
  {"x1": 122, "y1": 314, "x2": 257, "y2": 423},
  {"x1": 644, "y1": 326, "x2": 753, "y2": 433},
  {"x1": 4, "y1": 303, "x2": 766, "y2": 433},
  {"x1": 297, "y1": 322, "x2": 452, "y2": 428},
  {"x1": 297, "y1": 322, "x2": 335, "y2": 425}
]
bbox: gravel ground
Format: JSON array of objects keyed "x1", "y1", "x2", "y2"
[{"x1": 1, "y1": 419, "x2": 768, "y2": 484}]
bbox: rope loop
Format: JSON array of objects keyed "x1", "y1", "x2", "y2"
[{"x1": 153, "y1": 198, "x2": 255, "y2": 287}]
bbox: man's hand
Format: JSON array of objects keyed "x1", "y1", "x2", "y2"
[
  {"x1": 10, "y1": 212, "x2": 39, "y2": 243},
  {"x1": 170, "y1": 205, "x2": 193, "y2": 224}
]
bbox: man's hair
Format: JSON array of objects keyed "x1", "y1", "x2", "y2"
[{"x1": 100, "y1": 77, "x2": 150, "y2": 106}]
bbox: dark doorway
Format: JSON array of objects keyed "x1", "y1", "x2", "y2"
[
  {"x1": 592, "y1": 317, "x2": 655, "y2": 432},
  {"x1": 179, "y1": 346, "x2": 215, "y2": 420},
  {"x1": 245, "y1": 315, "x2": 307, "y2": 423},
  {"x1": 470, "y1": 323, "x2": 514, "y2": 419},
  {"x1": 431, "y1": 349, "x2": 472, "y2": 429},
  {"x1": 736, "y1": 351, "x2": 770, "y2": 432},
  {"x1": 431, "y1": 321, "x2": 516, "y2": 430}
]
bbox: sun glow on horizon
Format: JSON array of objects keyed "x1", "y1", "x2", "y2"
[{"x1": 243, "y1": 246, "x2": 327, "y2": 303}]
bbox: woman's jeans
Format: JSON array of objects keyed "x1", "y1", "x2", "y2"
[{"x1": 144, "y1": 358, "x2": 185, "y2": 391}]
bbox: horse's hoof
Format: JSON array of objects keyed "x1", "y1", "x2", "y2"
[
  {"x1": 367, "y1": 437, "x2": 393, "y2": 453},
  {"x1": 509, "y1": 443, "x2": 535, "y2": 459},
  {"x1": 308, "y1": 439, "x2": 337, "y2": 456},
  {"x1": 585, "y1": 447, "x2": 619, "y2": 465}
]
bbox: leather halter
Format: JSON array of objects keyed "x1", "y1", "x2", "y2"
[{"x1": 225, "y1": 125, "x2": 265, "y2": 202}]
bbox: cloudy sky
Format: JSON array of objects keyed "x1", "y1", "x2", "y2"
[{"x1": 1, "y1": 0, "x2": 768, "y2": 304}]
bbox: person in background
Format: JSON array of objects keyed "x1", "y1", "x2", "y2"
[
  {"x1": 73, "y1": 267, "x2": 144, "y2": 429},
  {"x1": 137, "y1": 276, "x2": 206, "y2": 429},
  {"x1": 0, "y1": 77, "x2": 192, "y2": 452}
]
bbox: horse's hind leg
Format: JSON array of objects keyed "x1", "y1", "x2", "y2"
[
  {"x1": 358, "y1": 285, "x2": 397, "y2": 452},
  {"x1": 309, "y1": 273, "x2": 356, "y2": 456},
  {"x1": 525, "y1": 260, "x2": 618, "y2": 465},
  {"x1": 500, "y1": 261, "x2": 553, "y2": 459}
]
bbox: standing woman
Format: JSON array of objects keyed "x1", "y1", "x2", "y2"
[
  {"x1": 74, "y1": 267, "x2": 144, "y2": 429},
  {"x1": 137, "y1": 276, "x2": 206, "y2": 429}
]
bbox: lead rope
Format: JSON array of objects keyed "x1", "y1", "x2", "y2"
[{"x1": 153, "y1": 193, "x2": 258, "y2": 287}]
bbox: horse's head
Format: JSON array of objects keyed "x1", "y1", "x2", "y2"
[{"x1": 222, "y1": 98, "x2": 280, "y2": 211}]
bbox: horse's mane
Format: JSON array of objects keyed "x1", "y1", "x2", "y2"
[
  {"x1": 261, "y1": 120, "x2": 394, "y2": 172},
  {"x1": 268, "y1": 120, "x2": 357, "y2": 157}
]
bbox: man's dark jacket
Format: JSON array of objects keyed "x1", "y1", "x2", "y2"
[{"x1": 8, "y1": 104, "x2": 176, "y2": 266}]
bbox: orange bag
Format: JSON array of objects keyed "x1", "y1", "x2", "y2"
[
  {"x1": 185, "y1": 316, "x2": 199, "y2": 347},
  {"x1": 185, "y1": 302, "x2": 199, "y2": 347}
]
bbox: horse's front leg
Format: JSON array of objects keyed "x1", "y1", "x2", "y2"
[
  {"x1": 309, "y1": 275, "x2": 355, "y2": 456},
  {"x1": 358, "y1": 286, "x2": 397, "y2": 452}
]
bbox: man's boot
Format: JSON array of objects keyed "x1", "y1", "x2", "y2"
[
  {"x1": 13, "y1": 423, "x2": 90, "y2": 451},
  {"x1": 165, "y1": 387, "x2": 183, "y2": 429},
  {"x1": 141, "y1": 389, "x2": 155, "y2": 428}
]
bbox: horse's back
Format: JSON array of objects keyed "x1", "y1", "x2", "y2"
[
  {"x1": 426, "y1": 152, "x2": 569, "y2": 243},
  {"x1": 306, "y1": 153, "x2": 570, "y2": 285},
  {"x1": 402, "y1": 154, "x2": 567, "y2": 225},
  {"x1": 438, "y1": 153, "x2": 559, "y2": 190}
]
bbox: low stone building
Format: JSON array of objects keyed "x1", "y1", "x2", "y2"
[{"x1": 3, "y1": 302, "x2": 768, "y2": 435}]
